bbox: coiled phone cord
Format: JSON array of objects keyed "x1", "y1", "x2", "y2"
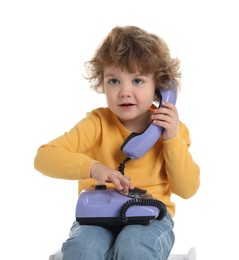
[
  {"x1": 118, "y1": 157, "x2": 131, "y2": 175},
  {"x1": 119, "y1": 198, "x2": 166, "y2": 223}
]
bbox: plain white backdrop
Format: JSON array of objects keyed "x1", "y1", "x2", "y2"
[{"x1": 1, "y1": 0, "x2": 239, "y2": 259}]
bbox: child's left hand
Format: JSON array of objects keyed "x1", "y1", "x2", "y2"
[{"x1": 151, "y1": 102, "x2": 179, "y2": 141}]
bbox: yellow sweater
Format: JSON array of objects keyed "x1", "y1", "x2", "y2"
[{"x1": 34, "y1": 107, "x2": 200, "y2": 216}]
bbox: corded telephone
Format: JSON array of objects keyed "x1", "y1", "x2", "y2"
[{"x1": 75, "y1": 86, "x2": 177, "y2": 226}]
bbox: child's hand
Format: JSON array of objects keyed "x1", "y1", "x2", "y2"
[
  {"x1": 90, "y1": 162, "x2": 134, "y2": 194},
  {"x1": 151, "y1": 102, "x2": 179, "y2": 141}
]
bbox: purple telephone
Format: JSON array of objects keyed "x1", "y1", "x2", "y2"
[{"x1": 75, "y1": 87, "x2": 177, "y2": 226}]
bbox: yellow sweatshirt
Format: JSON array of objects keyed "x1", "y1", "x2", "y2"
[{"x1": 34, "y1": 107, "x2": 200, "y2": 216}]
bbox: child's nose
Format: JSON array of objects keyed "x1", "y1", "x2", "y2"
[{"x1": 119, "y1": 85, "x2": 131, "y2": 98}]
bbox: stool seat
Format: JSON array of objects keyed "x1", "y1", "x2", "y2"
[
  {"x1": 49, "y1": 249, "x2": 62, "y2": 260},
  {"x1": 49, "y1": 247, "x2": 196, "y2": 260},
  {"x1": 168, "y1": 247, "x2": 196, "y2": 260}
]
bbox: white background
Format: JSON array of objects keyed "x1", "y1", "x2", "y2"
[{"x1": 1, "y1": 0, "x2": 238, "y2": 259}]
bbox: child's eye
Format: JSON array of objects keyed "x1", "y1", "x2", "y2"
[
  {"x1": 109, "y1": 79, "x2": 119, "y2": 85},
  {"x1": 133, "y1": 78, "x2": 143, "y2": 85}
]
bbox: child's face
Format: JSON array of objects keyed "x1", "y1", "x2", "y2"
[{"x1": 103, "y1": 66, "x2": 155, "y2": 128}]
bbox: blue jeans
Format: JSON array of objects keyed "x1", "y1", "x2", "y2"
[{"x1": 61, "y1": 212, "x2": 174, "y2": 260}]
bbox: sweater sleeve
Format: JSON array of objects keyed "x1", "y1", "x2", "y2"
[
  {"x1": 163, "y1": 122, "x2": 200, "y2": 199},
  {"x1": 34, "y1": 112, "x2": 100, "y2": 180}
]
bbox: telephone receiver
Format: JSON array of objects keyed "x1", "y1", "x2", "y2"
[{"x1": 121, "y1": 87, "x2": 177, "y2": 159}]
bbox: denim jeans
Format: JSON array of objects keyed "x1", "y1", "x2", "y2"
[{"x1": 61, "y1": 212, "x2": 174, "y2": 260}]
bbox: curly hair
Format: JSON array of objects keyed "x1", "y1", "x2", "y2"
[{"x1": 85, "y1": 26, "x2": 181, "y2": 101}]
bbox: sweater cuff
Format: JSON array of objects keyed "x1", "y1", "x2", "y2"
[
  {"x1": 162, "y1": 134, "x2": 184, "y2": 151},
  {"x1": 80, "y1": 158, "x2": 98, "y2": 179}
]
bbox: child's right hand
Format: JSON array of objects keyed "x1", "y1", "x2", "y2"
[{"x1": 90, "y1": 162, "x2": 134, "y2": 195}]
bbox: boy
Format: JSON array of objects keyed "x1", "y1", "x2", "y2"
[{"x1": 34, "y1": 25, "x2": 200, "y2": 260}]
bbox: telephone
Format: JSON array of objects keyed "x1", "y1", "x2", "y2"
[
  {"x1": 75, "y1": 86, "x2": 176, "y2": 226},
  {"x1": 121, "y1": 87, "x2": 177, "y2": 159}
]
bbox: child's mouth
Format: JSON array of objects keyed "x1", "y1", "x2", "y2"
[{"x1": 120, "y1": 103, "x2": 134, "y2": 107}]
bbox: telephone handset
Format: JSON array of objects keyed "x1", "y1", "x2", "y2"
[{"x1": 121, "y1": 87, "x2": 177, "y2": 160}]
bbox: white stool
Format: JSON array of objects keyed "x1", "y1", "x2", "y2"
[{"x1": 49, "y1": 247, "x2": 196, "y2": 260}]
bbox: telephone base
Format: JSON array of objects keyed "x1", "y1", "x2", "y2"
[{"x1": 75, "y1": 186, "x2": 166, "y2": 226}]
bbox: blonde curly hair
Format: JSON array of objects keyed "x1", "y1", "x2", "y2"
[{"x1": 85, "y1": 26, "x2": 181, "y2": 102}]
